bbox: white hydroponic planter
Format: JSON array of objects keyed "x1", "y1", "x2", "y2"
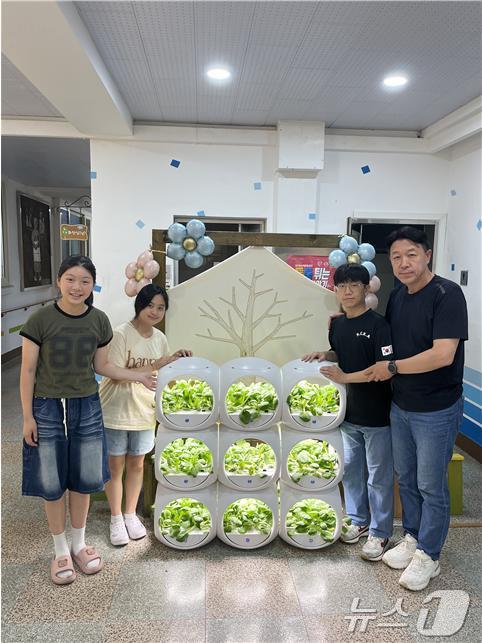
[
  {"x1": 154, "y1": 424, "x2": 218, "y2": 490},
  {"x1": 278, "y1": 481, "x2": 343, "y2": 550},
  {"x1": 218, "y1": 425, "x2": 281, "y2": 491},
  {"x1": 280, "y1": 426, "x2": 344, "y2": 492},
  {"x1": 281, "y1": 359, "x2": 346, "y2": 432},
  {"x1": 154, "y1": 485, "x2": 217, "y2": 550},
  {"x1": 219, "y1": 358, "x2": 282, "y2": 431},
  {"x1": 217, "y1": 483, "x2": 278, "y2": 550},
  {"x1": 156, "y1": 357, "x2": 220, "y2": 430}
]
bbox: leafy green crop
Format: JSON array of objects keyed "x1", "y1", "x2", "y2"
[
  {"x1": 226, "y1": 381, "x2": 278, "y2": 424},
  {"x1": 161, "y1": 379, "x2": 213, "y2": 413},
  {"x1": 286, "y1": 498, "x2": 337, "y2": 540},
  {"x1": 159, "y1": 497, "x2": 211, "y2": 542},
  {"x1": 224, "y1": 439, "x2": 275, "y2": 476},
  {"x1": 287, "y1": 439, "x2": 338, "y2": 482},
  {"x1": 287, "y1": 381, "x2": 340, "y2": 422},
  {"x1": 223, "y1": 498, "x2": 273, "y2": 534},
  {"x1": 160, "y1": 438, "x2": 213, "y2": 477}
]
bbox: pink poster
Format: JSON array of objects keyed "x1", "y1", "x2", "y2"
[{"x1": 286, "y1": 255, "x2": 336, "y2": 291}]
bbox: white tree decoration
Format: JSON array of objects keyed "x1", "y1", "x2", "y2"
[{"x1": 195, "y1": 269, "x2": 313, "y2": 356}]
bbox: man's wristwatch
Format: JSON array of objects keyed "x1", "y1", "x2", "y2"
[{"x1": 387, "y1": 360, "x2": 398, "y2": 375}]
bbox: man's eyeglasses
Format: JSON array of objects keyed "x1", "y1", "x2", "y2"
[{"x1": 335, "y1": 282, "x2": 365, "y2": 291}]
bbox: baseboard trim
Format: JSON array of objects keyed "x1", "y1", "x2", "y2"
[
  {"x1": 1, "y1": 347, "x2": 21, "y2": 364},
  {"x1": 456, "y1": 433, "x2": 482, "y2": 463}
]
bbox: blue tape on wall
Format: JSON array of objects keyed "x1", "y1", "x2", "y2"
[
  {"x1": 477, "y1": 219, "x2": 482, "y2": 231},
  {"x1": 308, "y1": 213, "x2": 317, "y2": 220},
  {"x1": 361, "y1": 165, "x2": 370, "y2": 174},
  {"x1": 170, "y1": 159, "x2": 180, "y2": 168},
  {"x1": 254, "y1": 182, "x2": 262, "y2": 190},
  {"x1": 93, "y1": 284, "x2": 102, "y2": 293},
  {"x1": 90, "y1": 171, "x2": 97, "y2": 179},
  {"x1": 461, "y1": 416, "x2": 482, "y2": 446},
  {"x1": 197, "y1": 210, "x2": 206, "y2": 217},
  {"x1": 136, "y1": 219, "x2": 145, "y2": 229},
  {"x1": 464, "y1": 382, "x2": 482, "y2": 407}
]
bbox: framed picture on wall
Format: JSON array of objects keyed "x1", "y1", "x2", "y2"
[{"x1": 17, "y1": 192, "x2": 53, "y2": 290}]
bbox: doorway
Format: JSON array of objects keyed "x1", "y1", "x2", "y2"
[{"x1": 348, "y1": 220, "x2": 436, "y2": 315}]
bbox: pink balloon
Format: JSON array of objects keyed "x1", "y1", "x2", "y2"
[
  {"x1": 136, "y1": 278, "x2": 150, "y2": 293},
  {"x1": 124, "y1": 278, "x2": 138, "y2": 297},
  {"x1": 125, "y1": 261, "x2": 138, "y2": 279},
  {"x1": 368, "y1": 275, "x2": 381, "y2": 293},
  {"x1": 143, "y1": 259, "x2": 160, "y2": 279},
  {"x1": 137, "y1": 250, "x2": 153, "y2": 267},
  {"x1": 365, "y1": 293, "x2": 379, "y2": 310}
]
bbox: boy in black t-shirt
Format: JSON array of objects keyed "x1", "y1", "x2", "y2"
[{"x1": 303, "y1": 264, "x2": 393, "y2": 561}]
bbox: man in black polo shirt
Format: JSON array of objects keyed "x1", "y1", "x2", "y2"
[
  {"x1": 303, "y1": 264, "x2": 393, "y2": 562},
  {"x1": 366, "y1": 226, "x2": 468, "y2": 591}
]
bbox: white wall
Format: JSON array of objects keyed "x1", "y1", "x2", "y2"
[
  {"x1": 446, "y1": 134, "x2": 482, "y2": 375},
  {"x1": 90, "y1": 131, "x2": 450, "y2": 328},
  {"x1": 1, "y1": 177, "x2": 58, "y2": 354}
]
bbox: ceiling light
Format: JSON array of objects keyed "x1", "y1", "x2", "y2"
[
  {"x1": 207, "y1": 68, "x2": 231, "y2": 80},
  {"x1": 383, "y1": 75, "x2": 408, "y2": 88}
]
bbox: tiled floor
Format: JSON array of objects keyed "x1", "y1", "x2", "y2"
[{"x1": 2, "y1": 358, "x2": 481, "y2": 642}]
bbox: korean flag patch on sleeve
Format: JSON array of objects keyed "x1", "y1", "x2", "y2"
[{"x1": 381, "y1": 345, "x2": 393, "y2": 356}]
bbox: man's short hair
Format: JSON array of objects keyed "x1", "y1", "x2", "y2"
[
  {"x1": 333, "y1": 264, "x2": 370, "y2": 286},
  {"x1": 386, "y1": 226, "x2": 431, "y2": 251}
]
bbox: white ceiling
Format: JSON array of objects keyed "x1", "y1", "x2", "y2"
[{"x1": 1, "y1": 1, "x2": 481, "y2": 131}]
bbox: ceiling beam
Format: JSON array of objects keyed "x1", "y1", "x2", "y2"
[
  {"x1": 2, "y1": 1, "x2": 132, "y2": 137},
  {"x1": 422, "y1": 96, "x2": 482, "y2": 153}
]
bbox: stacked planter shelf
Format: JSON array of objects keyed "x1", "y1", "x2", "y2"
[
  {"x1": 153, "y1": 358, "x2": 219, "y2": 550},
  {"x1": 217, "y1": 358, "x2": 281, "y2": 550},
  {"x1": 279, "y1": 359, "x2": 346, "y2": 550}
]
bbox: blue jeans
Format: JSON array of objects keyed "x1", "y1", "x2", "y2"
[
  {"x1": 22, "y1": 393, "x2": 110, "y2": 501},
  {"x1": 390, "y1": 398, "x2": 463, "y2": 560},
  {"x1": 340, "y1": 421, "x2": 394, "y2": 539}
]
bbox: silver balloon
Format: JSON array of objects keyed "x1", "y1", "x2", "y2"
[
  {"x1": 197, "y1": 235, "x2": 215, "y2": 256},
  {"x1": 167, "y1": 243, "x2": 186, "y2": 260},
  {"x1": 184, "y1": 250, "x2": 204, "y2": 269},
  {"x1": 167, "y1": 223, "x2": 187, "y2": 243},
  {"x1": 186, "y1": 219, "x2": 206, "y2": 240}
]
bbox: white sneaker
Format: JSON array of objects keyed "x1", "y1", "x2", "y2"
[
  {"x1": 382, "y1": 533, "x2": 417, "y2": 569},
  {"x1": 399, "y1": 549, "x2": 440, "y2": 591},
  {"x1": 361, "y1": 535, "x2": 390, "y2": 562},
  {"x1": 124, "y1": 514, "x2": 147, "y2": 540},
  {"x1": 110, "y1": 520, "x2": 129, "y2": 546},
  {"x1": 340, "y1": 523, "x2": 369, "y2": 543}
]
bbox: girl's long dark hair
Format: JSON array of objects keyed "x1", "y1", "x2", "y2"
[
  {"x1": 134, "y1": 284, "x2": 169, "y2": 318},
  {"x1": 58, "y1": 255, "x2": 96, "y2": 306}
]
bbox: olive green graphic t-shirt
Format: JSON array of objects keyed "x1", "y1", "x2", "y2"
[{"x1": 20, "y1": 303, "x2": 113, "y2": 398}]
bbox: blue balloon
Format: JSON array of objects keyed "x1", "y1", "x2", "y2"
[
  {"x1": 167, "y1": 222, "x2": 187, "y2": 243},
  {"x1": 184, "y1": 250, "x2": 204, "y2": 269},
  {"x1": 186, "y1": 219, "x2": 206, "y2": 240},
  {"x1": 358, "y1": 243, "x2": 376, "y2": 261},
  {"x1": 328, "y1": 249, "x2": 348, "y2": 268},
  {"x1": 339, "y1": 235, "x2": 359, "y2": 255},
  {"x1": 167, "y1": 243, "x2": 186, "y2": 261},
  {"x1": 362, "y1": 261, "x2": 376, "y2": 278},
  {"x1": 197, "y1": 235, "x2": 215, "y2": 256}
]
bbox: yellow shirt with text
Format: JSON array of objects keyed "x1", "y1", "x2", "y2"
[{"x1": 99, "y1": 321, "x2": 169, "y2": 430}]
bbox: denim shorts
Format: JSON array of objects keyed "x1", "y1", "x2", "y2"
[
  {"x1": 22, "y1": 393, "x2": 110, "y2": 502},
  {"x1": 104, "y1": 428, "x2": 155, "y2": 456}
]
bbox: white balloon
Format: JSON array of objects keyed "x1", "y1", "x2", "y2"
[
  {"x1": 365, "y1": 293, "x2": 379, "y2": 310},
  {"x1": 369, "y1": 275, "x2": 381, "y2": 293}
]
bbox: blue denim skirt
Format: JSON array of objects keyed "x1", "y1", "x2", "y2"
[{"x1": 22, "y1": 393, "x2": 110, "y2": 501}]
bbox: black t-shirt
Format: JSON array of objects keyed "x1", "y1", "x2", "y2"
[
  {"x1": 329, "y1": 310, "x2": 393, "y2": 427},
  {"x1": 386, "y1": 275, "x2": 468, "y2": 412}
]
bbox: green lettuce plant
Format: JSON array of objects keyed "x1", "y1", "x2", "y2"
[
  {"x1": 160, "y1": 438, "x2": 213, "y2": 477},
  {"x1": 161, "y1": 379, "x2": 213, "y2": 413},
  {"x1": 223, "y1": 498, "x2": 273, "y2": 534},
  {"x1": 287, "y1": 439, "x2": 338, "y2": 482},
  {"x1": 286, "y1": 498, "x2": 337, "y2": 541},
  {"x1": 224, "y1": 439, "x2": 275, "y2": 476},
  {"x1": 287, "y1": 381, "x2": 340, "y2": 422},
  {"x1": 159, "y1": 497, "x2": 211, "y2": 542},
  {"x1": 226, "y1": 381, "x2": 278, "y2": 424}
]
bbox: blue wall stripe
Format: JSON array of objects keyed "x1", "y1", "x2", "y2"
[
  {"x1": 464, "y1": 382, "x2": 482, "y2": 407},
  {"x1": 463, "y1": 366, "x2": 482, "y2": 388},
  {"x1": 463, "y1": 400, "x2": 482, "y2": 424},
  {"x1": 461, "y1": 416, "x2": 482, "y2": 446}
]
